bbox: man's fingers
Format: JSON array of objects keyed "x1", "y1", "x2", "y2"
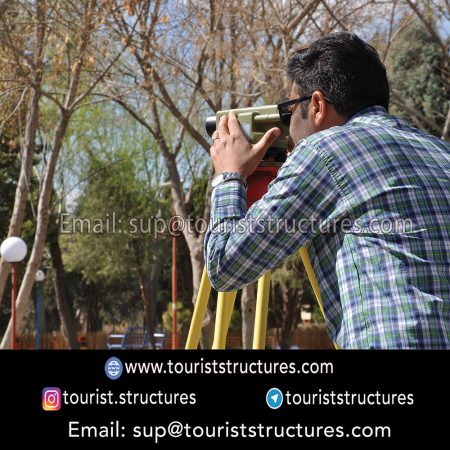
[
  {"x1": 253, "y1": 127, "x2": 281, "y2": 156},
  {"x1": 227, "y1": 111, "x2": 242, "y2": 136},
  {"x1": 217, "y1": 115, "x2": 229, "y2": 138}
]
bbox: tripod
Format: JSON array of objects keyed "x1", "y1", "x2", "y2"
[{"x1": 185, "y1": 162, "x2": 332, "y2": 350}]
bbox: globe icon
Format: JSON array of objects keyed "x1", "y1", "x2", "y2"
[
  {"x1": 105, "y1": 357, "x2": 123, "y2": 380},
  {"x1": 108, "y1": 360, "x2": 120, "y2": 376}
]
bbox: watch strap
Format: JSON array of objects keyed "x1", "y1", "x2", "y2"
[{"x1": 212, "y1": 172, "x2": 247, "y2": 189}]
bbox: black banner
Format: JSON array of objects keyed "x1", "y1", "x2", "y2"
[{"x1": 3, "y1": 350, "x2": 446, "y2": 446}]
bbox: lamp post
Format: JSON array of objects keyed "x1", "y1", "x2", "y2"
[
  {"x1": 35, "y1": 269, "x2": 45, "y2": 350},
  {"x1": 0, "y1": 237, "x2": 27, "y2": 349}
]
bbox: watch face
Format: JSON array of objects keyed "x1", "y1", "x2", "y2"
[{"x1": 212, "y1": 173, "x2": 224, "y2": 187}]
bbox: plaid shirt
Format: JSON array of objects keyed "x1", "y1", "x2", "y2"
[{"x1": 205, "y1": 106, "x2": 450, "y2": 349}]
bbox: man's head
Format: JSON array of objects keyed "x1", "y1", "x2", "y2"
[{"x1": 285, "y1": 32, "x2": 390, "y2": 143}]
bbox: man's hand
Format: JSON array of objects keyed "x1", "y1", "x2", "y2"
[{"x1": 210, "y1": 111, "x2": 281, "y2": 178}]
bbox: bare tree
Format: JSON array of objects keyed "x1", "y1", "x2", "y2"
[
  {"x1": 0, "y1": 0, "x2": 129, "y2": 348},
  {"x1": 0, "y1": 1, "x2": 46, "y2": 306},
  {"x1": 100, "y1": 0, "x2": 215, "y2": 346}
]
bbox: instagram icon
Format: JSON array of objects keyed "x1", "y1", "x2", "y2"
[{"x1": 42, "y1": 388, "x2": 61, "y2": 411}]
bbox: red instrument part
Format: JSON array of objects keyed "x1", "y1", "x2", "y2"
[{"x1": 246, "y1": 162, "x2": 283, "y2": 208}]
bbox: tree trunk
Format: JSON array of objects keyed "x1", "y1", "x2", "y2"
[
  {"x1": 0, "y1": 113, "x2": 69, "y2": 349},
  {"x1": 278, "y1": 278, "x2": 303, "y2": 349},
  {"x1": 278, "y1": 285, "x2": 296, "y2": 349},
  {"x1": 163, "y1": 150, "x2": 214, "y2": 348},
  {"x1": 241, "y1": 283, "x2": 256, "y2": 349},
  {"x1": 189, "y1": 241, "x2": 214, "y2": 349},
  {"x1": 0, "y1": 89, "x2": 41, "y2": 305},
  {"x1": 178, "y1": 233, "x2": 193, "y2": 303},
  {"x1": 85, "y1": 284, "x2": 102, "y2": 332},
  {"x1": 0, "y1": 0, "x2": 45, "y2": 305},
  {"x1": 136, "y1": 263, "x2": 155, "y2": 349},
  {"x1": 48, "y1": 227, "x2": 80, "y2": 349},
  {"x1": 132, "y1": 241, "x2": 163, "y2": 349}
]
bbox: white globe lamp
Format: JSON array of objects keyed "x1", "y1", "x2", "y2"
[
  {"x1": 35, "y1": 269, "x2": 45, "y2": 282},
  {"x1": 0, "y1": 237, "x2": 27, "y2": 262},
  {"x1": 0, "y1": 237, "x2": 28, "y2": 349}
]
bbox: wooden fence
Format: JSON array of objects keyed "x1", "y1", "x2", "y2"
[{"x1": 14, "y1": 324, "x2": 334, "y2": 350}]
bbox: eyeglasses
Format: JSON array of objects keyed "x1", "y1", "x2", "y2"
[
  {"x1": 277, "y1": 94, "x2": 332, "y2": 125},
  {"x1": 277, "y1": 95, "x2": 312, "y2": 126}
]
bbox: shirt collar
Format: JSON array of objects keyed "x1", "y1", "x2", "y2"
[{"x1": 348, "y1": 105, "x2": 388, "y2": 123}]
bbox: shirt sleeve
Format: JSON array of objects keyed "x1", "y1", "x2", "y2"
[{"x1": 204, "y1": 140, "x2": 342, "y2": 291}]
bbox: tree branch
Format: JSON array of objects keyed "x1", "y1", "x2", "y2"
[
  {"x1": 150, "y1": 66, "x2": 211, "y2": 151},
  {"x1": 321, "y1": 0, "x2": 349, "y2": 31}
]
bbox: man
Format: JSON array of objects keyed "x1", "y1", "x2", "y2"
[{"x1": 206, "y1": 32, "x2": 450, "y2": 349}]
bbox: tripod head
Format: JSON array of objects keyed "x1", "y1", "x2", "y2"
[{"x1": 205, "y1": 105, "x2": 289, "y2": 162}]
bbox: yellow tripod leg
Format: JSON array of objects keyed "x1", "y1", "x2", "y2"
[
  {"x1": 299, "y1": 246, "x2": 325, "y2": 317},
  {"x1": 299, "y1": 246, "x2": 339, "y2": 349},
  {"x1": 185, "y1": 267, "x2": 212, "y2": 349},
  {"x1": 212, "y1": 291, "x2": 237, "y2": 349},
  {"x1": 252, "y1": 271, "x2": 271, "y2": 349}
]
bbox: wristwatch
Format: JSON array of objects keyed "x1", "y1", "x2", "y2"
[{"x1": 211, "y1": 172, "x2": 248, "y2": 189}]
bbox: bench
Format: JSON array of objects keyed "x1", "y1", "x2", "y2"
[{"x1": 106, "y1": 326, "x2": 165, "y2": 349}]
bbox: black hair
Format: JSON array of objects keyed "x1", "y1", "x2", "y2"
[{"x1": 286, "y1": 32, "x2": 390, "y2": 119}]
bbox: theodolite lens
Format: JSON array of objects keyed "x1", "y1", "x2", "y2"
[{"x1": 205, "y1": 115, "x2": 216, "y2": 137}]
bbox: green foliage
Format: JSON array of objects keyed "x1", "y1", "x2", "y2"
[
  {"x1": 229, "y1": 308, "x2": 242, "y2": 332},
  {"x1": 311, "y1": 303, "x2": 326, "y2": 324},
  {"x1": 185, "y1": 168, "x2": 210, "y2": 221},
  {"x1": 63, "y1": 104, "x2": 169, "y2": 278},
  {"x1": 269, "y1": 254, "x2": 324, "y2": 327},
  {"x1": 388, "y1": 25, "x2": 448, "y2": 135},
  {"x1": 162, "y1": 301, "x2": 192, "y2": 334},
  {"x1": 0, "y1": 133, "x2": 38, "y2": 240},
  {"x1": 270, "y1": 253, "x2": 304, "y2": 291},
  {"x1": 64, "y1": 155, "x2": 167, "y2": 282},
  {"x1": 0, "y1": 136, "x2": 19, "y2": 237},
  {"x1": 60, "y1": 103, "x2": 173, "y2": 328}
]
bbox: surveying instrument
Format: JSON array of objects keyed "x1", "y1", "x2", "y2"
[{"x1": 185, "y1": 105, "x2": 331, "y2": 350}]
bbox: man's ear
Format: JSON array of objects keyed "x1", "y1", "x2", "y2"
[{"x1": 310, "y1": 91, "x2": 327, "y2": 128}]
